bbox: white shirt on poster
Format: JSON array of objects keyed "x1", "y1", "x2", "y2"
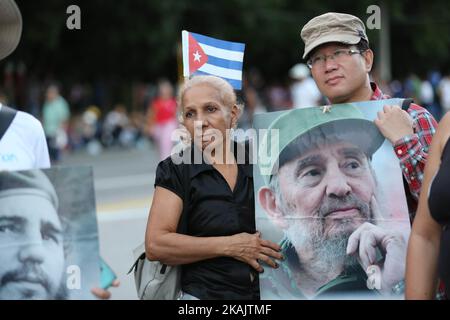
[{"x1": 0, "y1": 103, "x2": 50, "y2": 171}]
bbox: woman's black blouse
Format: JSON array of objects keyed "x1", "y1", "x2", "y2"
[
  {"x1": 428, "y1": 137, "x2": 450, "y2": 298},
  {"x1": 154, "y1": 143, "x2": 259, "y2": 300}
]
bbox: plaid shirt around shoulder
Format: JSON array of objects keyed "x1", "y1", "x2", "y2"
[{"x1": 370, "y1": 83, "x2": 438, "y2": 202}]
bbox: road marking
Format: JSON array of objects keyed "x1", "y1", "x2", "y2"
[
  {"x1": 97, "y1": 208, "x2": 150, "y2": 222},
  {"x1": 97, "y1": 196, "x2": 153, "y2": 213},
  {"x1": 95, "y1": 174, "x2": 155, "y2": 191}
]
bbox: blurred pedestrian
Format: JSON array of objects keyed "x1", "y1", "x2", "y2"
[
  {"x1": 81, "y1": 105, "x2": 103, "y2": 155},
  {"x1": 420, "y1": 76, "x2": 441, "y2": 121},
  {"x1": 146, "y1": 80, "x2": 178, "y2": 160},
  {"x1": 289, "y1": 63, "x2": 322, "y2": 109},
  {"x1": 237, "y1": 76, "x2": 266, "y2": 131},
  {"x1": 42, "y1": 84, "x2": 70, "y2": 162},
  {"x1": 266, "y1": 83, "x2": 290, "y2": 111},
  {"x1": 438, "y1": 74, "x2": 450, "y2": 115},
  {"x1": 102, "y1": 104, "x2": 129, "y2": 147}
]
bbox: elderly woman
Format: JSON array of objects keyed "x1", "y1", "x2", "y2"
[
  {"x1": 145, "y1": 75, "x2": 282, "y2": 300},
  {"x1": 406, "y1": 112, "x2": 450, "y2": 299}
]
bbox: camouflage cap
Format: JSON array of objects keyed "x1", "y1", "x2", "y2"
[{"x1": 301, "y1": 12, "x2": 368, "y2": 59}]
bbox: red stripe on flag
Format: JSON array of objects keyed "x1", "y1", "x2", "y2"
[{"x1": 189, "y1": 33, "x2": 208, "y2": 74}]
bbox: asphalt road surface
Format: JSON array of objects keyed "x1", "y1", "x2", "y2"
[{"x1": 61, "y1": 143, "x2": 158, "y2": 299}]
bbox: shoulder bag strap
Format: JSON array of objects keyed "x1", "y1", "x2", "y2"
[{"x1": 0, "y1": 105, "x2": 17, "y2": 141}]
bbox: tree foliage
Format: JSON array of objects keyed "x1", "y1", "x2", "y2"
[{"x1": 7, "y1": 0, "x2": 450, "y2": 84}]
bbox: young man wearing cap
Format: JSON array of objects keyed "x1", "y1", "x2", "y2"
[
  {"x1": 0, "y1": 0, "x2": 118, "y2": 299},
  {"x1": 258, "y1": 105, "x2": 407, "y2": 299},
  {"x1": 300, "y1": 12, "x2": 438, "y2": 221}
]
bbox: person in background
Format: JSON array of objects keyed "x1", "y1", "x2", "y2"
[
  {"x1": 289, "y1": 63, "x2": 322, "y2": 109},
  {"x1": 102, "y1": 104, "x2": 129, "y2": 148},
  {"x1": 438, "y1": 74, "x2": 450, "y2": 116},
  {"x1": 146, "y1": 80, "x2": 178, "y2": 160},
  {"x1": 42, "y1": 84, "x2": 70, "y2": 163}
]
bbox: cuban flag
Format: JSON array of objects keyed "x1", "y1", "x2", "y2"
[{"x1": 182, "y1": 30, "x2": 245, "y2": 90}]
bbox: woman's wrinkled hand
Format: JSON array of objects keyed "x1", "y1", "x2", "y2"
[{"x1": 225, "y1": 232, "x2": 283, "y2": 273}]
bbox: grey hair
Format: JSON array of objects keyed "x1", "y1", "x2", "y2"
[{"x1": 178, "y1": 75, "x2": 243, "y2": 123}]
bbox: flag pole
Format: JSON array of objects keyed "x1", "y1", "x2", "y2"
[{"x1": 181, "y1": 30, "x2": 190, "y2": 86}]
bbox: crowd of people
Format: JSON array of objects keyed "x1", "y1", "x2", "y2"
[
  {"x1": 2, "y1": 63, "x2": 450, "y2": 165},
  {"x1": 1, "y1": 80, "x2": 178, "y2": 161},
  {"x1": 2, "y1": 54, "x2": 450, "y2": 165}
]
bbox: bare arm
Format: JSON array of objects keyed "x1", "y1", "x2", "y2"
[
  {"x1": 145, "y1": 186, "x2": 283, "y2": 271},
  {"x1": 405, "y1": 113, "x2": 450, "y2": 299}
]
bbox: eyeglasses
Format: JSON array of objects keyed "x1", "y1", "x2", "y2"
[{"x1": 307, "y1": 49, "x2": 363, "y2": 69}]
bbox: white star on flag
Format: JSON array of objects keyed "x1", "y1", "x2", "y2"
[{"x1": 193, "y1": 50, "x2": 202, "y2": 62}]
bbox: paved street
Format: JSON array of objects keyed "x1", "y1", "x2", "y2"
[{"x1": 61, "y1": 142, "x2": 159, "y2": 299}]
